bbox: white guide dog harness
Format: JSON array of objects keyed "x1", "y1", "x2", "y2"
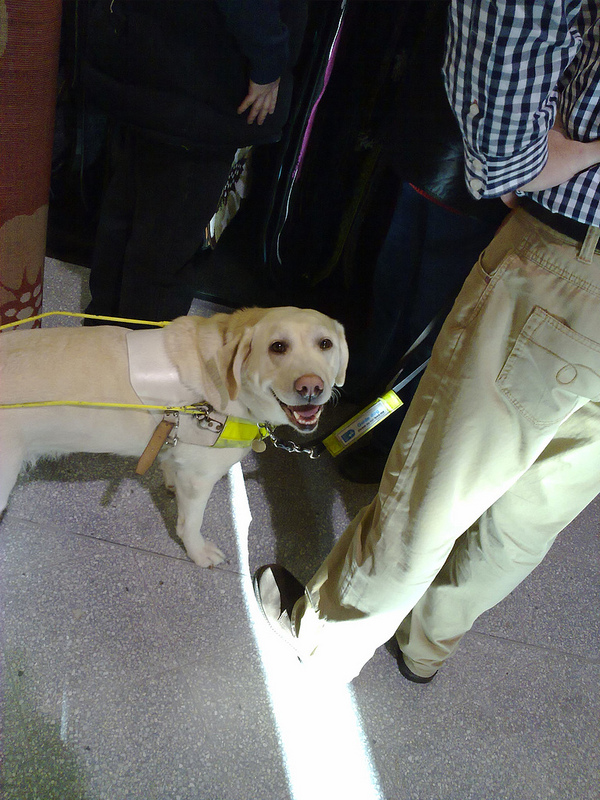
[{"x1": 126, "y1": 329, "x2": 268, "y2": 472}]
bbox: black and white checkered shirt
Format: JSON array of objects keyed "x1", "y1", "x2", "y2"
[{"x1": 444, "y1": 0, "x2": 600, "y2": 225}]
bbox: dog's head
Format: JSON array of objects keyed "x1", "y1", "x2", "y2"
[
  {"x1": 173, "y1": 306, "x2": 348, "y2": 433},
  {"x1": 233, "y1": 306, "x2": 348, "y2": 432}
]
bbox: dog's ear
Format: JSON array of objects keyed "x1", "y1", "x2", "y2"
[
  {"x1": 204, "y1": 308, "x2": 264, "y2": 403},
  {"x1": 197, "y1": 325, "x2": 254, "y2": 407},
  {"x1": 224, "y1": 325, "x2": 254, "y2": 400},
  {"x1": 163, "y1": 315, "x2": 244, "y2": 409},
  {"x1": 334, "y1": 320, "x2": 349, "y2": 387}
]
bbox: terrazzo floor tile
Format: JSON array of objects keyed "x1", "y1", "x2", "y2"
[
  {"x1": 353, "y1": 636, "x2": 600, "y2": 800},
  {"x1": 5, "y1": 455, "x2": 181, "y2": 557},
  {"x1": 41, "y1": 258, "x2": 92, "y2": 327},
  {"x1": 182, "y1": 658, "x2": 289, "y2": 799},
  {"x1": 2, "y1": 538, "x2": 176, "y2": 698},
  {"x1": 132, "y1": 550, "x2": 251, "y2": 666},
  {"x1": 4, "y1": 452, "x2": 246, "y2": 567},
  {"x1": 7, "y1": 663, "x2": 219, "y2": 800},
  {"x1": 0, "y1": 515, "x2": 114, "y2": 575}
]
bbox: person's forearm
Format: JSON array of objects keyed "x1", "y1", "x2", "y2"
[{"x1": 519, "y1": 127, "x2": 600, "y2": 192}]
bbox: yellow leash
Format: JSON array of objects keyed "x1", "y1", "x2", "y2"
[
  {"x1": 0, "y1": 312, "x2": 189, "y2": 412},
  {"x1": 0, "y1": 311, "x2": 170, "y2": 332},
  {"x1": 0, "y1": 313, "x2": 185, "y2": 412},
  {"x1": 0, "y1": 400, "x2": 202, "y2": 413},
  {"x1": 0, "y1": 398, "x2": 270, "y2": 445}
]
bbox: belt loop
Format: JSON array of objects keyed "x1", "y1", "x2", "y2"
[{"x1": 578, "y1": 225, "x2": 600, "y2": 263}]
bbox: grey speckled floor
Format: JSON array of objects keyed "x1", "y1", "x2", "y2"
[{"x1": 1, "y1": 259, "x2": 599, "y2": 800}]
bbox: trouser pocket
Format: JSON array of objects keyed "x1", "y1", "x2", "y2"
[{"x1": 497, "y1": 306, "x2": 600, "y2": 427}]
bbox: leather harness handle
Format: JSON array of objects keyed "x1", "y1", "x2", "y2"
[{"x1": 136, "y1": 419, "x2": 175, "y2": 475}]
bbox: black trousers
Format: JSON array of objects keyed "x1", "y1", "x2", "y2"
[
  {"x1": 346, "y1": 181, "x2": 505, "y2": 451},
  {"x1": 86, "y1": 126, "x2": 236, "y2": 322}
]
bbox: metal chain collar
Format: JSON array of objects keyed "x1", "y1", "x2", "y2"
[{"x1": 262, "y1": 424, "x2": 323, "y2": 459}]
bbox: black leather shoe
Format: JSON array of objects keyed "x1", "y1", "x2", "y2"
[{"x1": 387, "y1": 638, "x2": 437, "y2": 683}]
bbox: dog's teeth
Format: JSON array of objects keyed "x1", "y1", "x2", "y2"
[
  {"x1": 278, "y1": 399, "x2": 325, "y2": 430},
  {"x1": 291, "y1": 406, "x2": 323, "y2": 426}
]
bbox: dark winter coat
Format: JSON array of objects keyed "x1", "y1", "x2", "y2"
[{"x1": 82, "y1": 0, "x2": 308, "y2": 150}]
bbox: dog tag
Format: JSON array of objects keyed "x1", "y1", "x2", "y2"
[{"x1": 251, "y1": 438, "x2": 267, "y2": 453}]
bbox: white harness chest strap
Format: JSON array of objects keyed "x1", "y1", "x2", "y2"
[
  {"x1": 126, "y1": 328, "x2": 181, "y2": 405},
  {"x1": 126, "y1": 328, "x2": 268, "y2": 450},
  {"x1": 126, "y1": 327, "x2": 224, "y2": 447}
]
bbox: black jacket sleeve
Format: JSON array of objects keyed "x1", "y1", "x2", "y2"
[{"x1": 214, "y1": 0, "x2": 290, "y2": 84}]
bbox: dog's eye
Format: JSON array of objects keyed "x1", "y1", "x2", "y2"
[
  {"x1": 319, "y1": 338, "x2": 333, "y2": 350},
  {"x1": 269, "y1": 340, "x2": 288, "y2": 354}
]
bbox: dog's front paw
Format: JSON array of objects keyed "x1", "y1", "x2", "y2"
[{"x1": 188, "y1": 540, "x2": 227, "y2": 568}]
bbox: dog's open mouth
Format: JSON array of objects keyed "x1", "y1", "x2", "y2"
[{"x1": 278, "y1": 401, "x2": 324, "y2": 432}]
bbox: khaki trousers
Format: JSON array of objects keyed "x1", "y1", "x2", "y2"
[{"x1": 292, "y1": 208, "x2": 600, "y2": 681}]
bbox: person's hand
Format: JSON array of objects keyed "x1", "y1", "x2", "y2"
[
  {"x1": 237, "y1": 78, "x2": 280, "y2": 125},
  {"x1": 501, "y1": 191, "x2": 519, "y2": 208}
]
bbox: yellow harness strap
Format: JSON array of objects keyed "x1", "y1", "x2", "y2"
[{"x1": 216, "y1": 417, "x2": 270, "y2": 450}]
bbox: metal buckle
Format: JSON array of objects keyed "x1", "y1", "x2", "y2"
[
  {"x1": 163, "y1": 409, "x2": 180, "y2": 447},
  {"x1": 190, "y1": 402, "x2": 225, "y2": 434}
]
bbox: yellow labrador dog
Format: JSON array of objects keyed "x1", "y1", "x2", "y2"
[{"x1": 0, "y1": 307, "x2": 348, "y2": 566}]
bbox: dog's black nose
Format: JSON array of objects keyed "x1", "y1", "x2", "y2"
[{"x1": 294, "y1": 374, "x2": 324, "y2": 401}]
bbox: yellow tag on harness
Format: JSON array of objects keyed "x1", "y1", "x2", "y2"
[{"x1": 322, "y1": 390, "x2": 403, "y2": 457}]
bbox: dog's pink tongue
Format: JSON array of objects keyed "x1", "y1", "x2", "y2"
[{"x1": 293, "y1": 404, "x2": 320, "y2": 420}]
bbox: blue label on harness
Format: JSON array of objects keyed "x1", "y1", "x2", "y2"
[{"x1": 338, "y1": 403, "x2": 387, "y2": 443}]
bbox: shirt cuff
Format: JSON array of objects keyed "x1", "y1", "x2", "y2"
[{"x1": 463, "y1": 138, "x2": 549, "y2": 200}]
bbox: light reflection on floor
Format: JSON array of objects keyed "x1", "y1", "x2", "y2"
[{"x1": 228, "y1": 463, "x2": 383, "y2": 800}]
